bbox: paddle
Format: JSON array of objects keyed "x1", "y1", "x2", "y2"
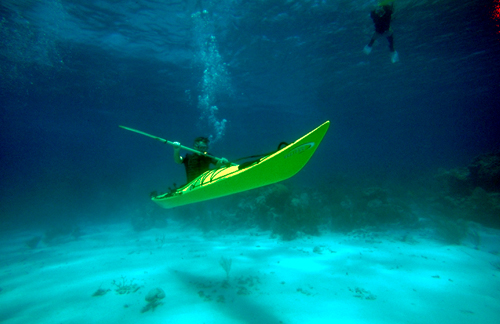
[{"x1": 119, "y1": 125, "x2": 234, "y2": 165}]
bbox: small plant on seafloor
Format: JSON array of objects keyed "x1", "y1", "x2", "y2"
[
  {"x1": 219, "y1": 256, "x2": 232, "y2": 281},
  {"x1": 155, "y1": 235, "x2": 166, "y2": 248},
  {"x1": 112, "y1": 276, "x2": 141, "y2": 294},
  {"x1": 91, "y1": 285, "x2": 111, "y2": 297}
]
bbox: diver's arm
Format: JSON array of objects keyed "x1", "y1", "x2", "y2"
[
  {"x1": 216, "y1": 157, "x2": 229, "y2": 167},
  {"x1": 173, "y1": 142, "x2": 183, "y2": 164}
]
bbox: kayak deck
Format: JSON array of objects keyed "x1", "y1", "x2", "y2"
[{"x1": 152, "y1": 121, "x2": 330, "y2": 209}]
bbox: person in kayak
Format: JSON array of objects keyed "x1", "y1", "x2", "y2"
[
  {"x1": 363, "y1": 2, "x2": 399, "y2": 63},
  {"x1": 173, "y1": 137, "x2": 228, "y2": 183}
]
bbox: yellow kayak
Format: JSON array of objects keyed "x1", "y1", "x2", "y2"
[{"x1": 152, "y1": 121, "x2": 330, "y2": 209}]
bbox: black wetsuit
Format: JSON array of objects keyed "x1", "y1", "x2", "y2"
[
  {"x1": 182, "y1": 153, "x2": 216, "y2": 183},
  {"x1": 369, "y1": 5, "x2": 394, "y2": 51},
  {"x1": 371, "y1": 6, "x2": 393, "y2": 34}
]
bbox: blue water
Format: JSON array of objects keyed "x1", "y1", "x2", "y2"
[
  {"x1": 1, "y1": 0, "x2": 499, "y2": 226},
  {"x1": 1, "y1": 1, "x2": 500, "y2": 323}
]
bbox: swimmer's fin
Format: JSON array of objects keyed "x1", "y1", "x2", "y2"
[{"x1": 391, "y1": 51, "x2": 399, "y2": 63}]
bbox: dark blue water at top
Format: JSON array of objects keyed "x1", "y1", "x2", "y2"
[{"x1": 1, "y1": 0, "x2": 499, "y2": 228}]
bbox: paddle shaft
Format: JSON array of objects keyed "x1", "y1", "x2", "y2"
[{"x1": 119, "y1": 125, "x2": 227, "y2": 163}]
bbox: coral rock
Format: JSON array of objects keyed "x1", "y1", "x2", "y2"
[{"x1": 145, "y1": 288, "x2": 165, "y2": 302}]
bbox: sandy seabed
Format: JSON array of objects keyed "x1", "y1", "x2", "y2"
[{"x1": 1, "y1": 220, "x2": 499, "y2": 324}]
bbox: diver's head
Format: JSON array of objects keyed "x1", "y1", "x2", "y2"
[
  {"x1": 375, "y1": 6, "x2": 386, "y2": 17},
  {"x1": 194, "y1": 137, "x2": 209, "y2": 151}
]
